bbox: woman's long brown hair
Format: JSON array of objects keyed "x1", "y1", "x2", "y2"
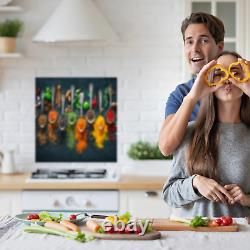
[{"x1": 186, "y1": 51, "x2": 250, "y2": 181}]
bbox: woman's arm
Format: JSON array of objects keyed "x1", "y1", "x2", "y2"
[
  {"x1": 162, "y1": 174, "x2": 202, "y2": 208},
  {"x1": 162, "y1": 138, "x2": 202, "y2": 208},
  {"x1": 193, "y1": 175, "x2": 233, "y2": 204}
]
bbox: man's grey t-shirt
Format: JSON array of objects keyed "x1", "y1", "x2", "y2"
[{"x1": 163, "y1": 121, "x2": 250, "y2": 218}]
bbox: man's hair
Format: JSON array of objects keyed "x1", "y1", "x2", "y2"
[{"x1": 181, "y1": 12, "x2": 225, "y2": 44}]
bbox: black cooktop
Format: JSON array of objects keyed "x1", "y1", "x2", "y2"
[{"x1": 31, "y1": 169, "x2": 107, "y2": 179}]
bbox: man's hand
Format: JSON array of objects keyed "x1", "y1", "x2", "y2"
[
  {"x1": 224, "y1": 184, "x2": 249, "y2": 206},
  {"x1": 188, "y1": 60, "x2": 222, "y2": 102},
  {"x1": 193, "y1": 175, "x2": 233, "y2": 204}
]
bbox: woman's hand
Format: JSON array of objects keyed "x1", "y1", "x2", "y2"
[
  {"x1": 193, "y1": 175, "x2": 233, "y2": 204},
  {"x1": 188, "y1": 60, "x2": 222, "y2": 102},
  {"x1": 224, "y1": 184, "x2": 250, "y2": 206},
  {"x1": 230, "y1": 59, "x2": 250, "y2": 97}
]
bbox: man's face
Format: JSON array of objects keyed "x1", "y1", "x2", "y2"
[{"x1": 184, "y1": 23, "x2": 224, "y2": 75}]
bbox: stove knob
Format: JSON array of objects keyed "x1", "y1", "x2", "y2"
[
  {"x1": 65, "y1": 196, "x2": 75, "y2": 206},
  {"x1": 53, "y1": 200, "x2": 61, "y2": 208}
]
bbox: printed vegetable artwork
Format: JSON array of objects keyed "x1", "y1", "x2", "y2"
[
  {"x1": 92, "y1": 90, "x2": 108, "y2": 149},
  {"x1": 36, "y1": 78, "x2": 117, "y2": 162},
  {"x1": 75, "y1": 92, "x2": 88, "y2": 153},
  {"x1": 48, "y1": 86, "x2": 58, "y2": 144},
  {"x1": 37, "y1": 91, "x2": 47, "y2": 145}
]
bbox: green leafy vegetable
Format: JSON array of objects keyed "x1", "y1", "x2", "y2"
[
  {"x1": 97, "y1": 227, "x2": 105, "y2": 234},
  {"x1": 140, "y1": 219, "x2": 152, "y2": 233},
  {"x1": 119, "y1": 211, "x2": 131, "y2": 222},
  {"x1": 189, "y1": 216, "x2": 209, "y2": 228},
  {"x1": 38, "y1": 211, "x2": 63, "y2": 222},
  {"x1": 24, "y1": 225, "x2": 94, "y2": 242}
]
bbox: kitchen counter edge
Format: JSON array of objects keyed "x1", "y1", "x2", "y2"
[{"x1": 0, "y1": 173, "x2": 167, "y2": 190}]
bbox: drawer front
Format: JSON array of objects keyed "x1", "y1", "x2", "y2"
[
  {"x1": 120, "y1": 190, "x2": 172, "y2": 218},
  {"x1": 22, "y1": 190, "x2": 119, "y2": 212}
]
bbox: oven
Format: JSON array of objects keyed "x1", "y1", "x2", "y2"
[{"x1": 22, "y1": 190, "x2": 119, "y2": 215}]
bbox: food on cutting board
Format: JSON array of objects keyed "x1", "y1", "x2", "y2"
[
  {"x1": 24, "y1": 225, "x2": 93, "y2": 243},
  {"x1": 24, "y1": 217, "x2": 92, "y2": 243},
  {"x1": 86, "y1": 219, "x2": 101, "y2": 232},
  {"x1": 26, "y1": 211, "x2": 63, "y2": 223},
  {"x1": 69, "y1": 214, "x2": 77, "y2": 220},
  {"x1": 60, "y1": 220, "x2": 80, "y2": 232},
  {"x1": 85, "y1": 212, "x2": 152, "y2": 236},
  {"x1": 170, "y1": 215, "x2": 234, "y2": 228},
  {"x1": 26, "y1": 214, "x2": 40, "y2": 220}
]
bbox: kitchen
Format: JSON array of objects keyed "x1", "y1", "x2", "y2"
[{"x1": 1, "y1": 0, "x2": 250, "y2": 249}]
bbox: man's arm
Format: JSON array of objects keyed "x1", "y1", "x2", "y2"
[
  {"x1": 159, "y1": 94, "x2": 197, "y2": 156},
  {"x1": 159, "y1": 60, "x2": 218, "y2": 156}
]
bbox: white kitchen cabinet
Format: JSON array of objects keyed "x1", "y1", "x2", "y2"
[
  {"x1": 0, "y1": 191, "x2": 22, "y2": 216},
  {"x1": 22, "y1": 190, "x2": 119, "y2": 213},
  {"x1": 119, "y1": 190, "x2": 172, "y2": 218}
]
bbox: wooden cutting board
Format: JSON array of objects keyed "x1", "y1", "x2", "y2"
[
  {"x1": 150, "y1": 219, "x2": 239, "y2": 232},
  {"x1": 82, "y1": 227, "x2": 161, "y2": 240}
]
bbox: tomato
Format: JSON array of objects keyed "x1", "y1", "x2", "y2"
[
  {"x1": 134, "y1": 225, "x2": 142, "y2": 234},
  {"x1": 209, "y1": 220, "x2": 219, "y2": 227},
  {"x1": 220, "y1": 216, "x2": 233, "y2": 226},
  {"x1": 124, "y1": 224, "x2": 132, "y2": 234},
  {"x1": 69, "y1": 214, "x2": 77, "y2": 220},
  {"x1": 27, "y1": 214, "x2": 39, "y2": 220},
  {"x1": 106, "y1": 225, "x2": 115, "y2": 234},
  {"x1": 215, "y1": 218, "x2": 223, "y2": 226}
]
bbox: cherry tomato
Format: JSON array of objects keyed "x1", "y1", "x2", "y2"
[
  {"x1": 27, "y1": 214, "x2": 39, "y2": 220},
  {"x1": 215, "y1": 218, "x2": 223, "y2": 226},
  {"x1": 209, "y1": 220, "x2": 219, "y2": 227},
  {"x1": 134, "y1": 225, "x2": 142, "y2": 234},
  {"x1": 124, "y1": 224, "x2": 132, "y2": 234},
  {"x1": 220, "y1": 216, "x2": 233, "y2": 226},
  {"x1": 106, "y1": 225, "x2": 115, "y2": 234},
  {"x1": 69, "y1": 214, "x2": 77, "y2": 220}
]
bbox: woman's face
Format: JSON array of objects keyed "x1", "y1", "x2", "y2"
[{"x1": 214, "y1": 54, "x2": 244, "y2": 102}]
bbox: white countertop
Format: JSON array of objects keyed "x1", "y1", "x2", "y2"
[{"x1": 1, "y1": 217, "x2": 250, "y2": 250}]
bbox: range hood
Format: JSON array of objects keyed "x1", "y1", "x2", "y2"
[{"x1": 33, "y1": 0, "x2": 118, "y2": 43}]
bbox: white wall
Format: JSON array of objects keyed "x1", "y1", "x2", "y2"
[{"x1": 0, "y1": 0, "x2": 185, "y2": 173}]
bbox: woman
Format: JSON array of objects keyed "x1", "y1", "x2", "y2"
[{"x1": 163, "y1": 51, "x2": 250, "y2": 217}]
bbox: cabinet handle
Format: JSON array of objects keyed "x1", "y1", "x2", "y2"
[
  {"x1": 144, "y1": 191, "x2": 158, "y2": 197},
  {"x1": 65, "y1": 196, "x2": 75, "y2": 206},
  {"x1": 53, "y1": 200, "x2": 61, "y2": 207},
  {"x1": 83, "y1": 199, "x2": 92, "y2": 207}
]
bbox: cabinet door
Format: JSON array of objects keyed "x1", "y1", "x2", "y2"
[
  {"x1": 185, "y1": 0, "x2": 245, "y2": 54},
  {"x1": 120, "y1": 190, "x2": 172, "y2": 218},
  {"x1": 0, "y1": 191, "x2": 22, "y2": 216}
]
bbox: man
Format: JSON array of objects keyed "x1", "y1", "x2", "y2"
[{"x1": 159, "y1": 12, "x2": 224, "y2": 156}]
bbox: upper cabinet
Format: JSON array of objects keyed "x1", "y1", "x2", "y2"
[
  {"x1": 183, "y1": 0, "x2": 250, "y2": 79},
  {"x1": 185, "y1": 0, "x2": 245, "y2": 56}
]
